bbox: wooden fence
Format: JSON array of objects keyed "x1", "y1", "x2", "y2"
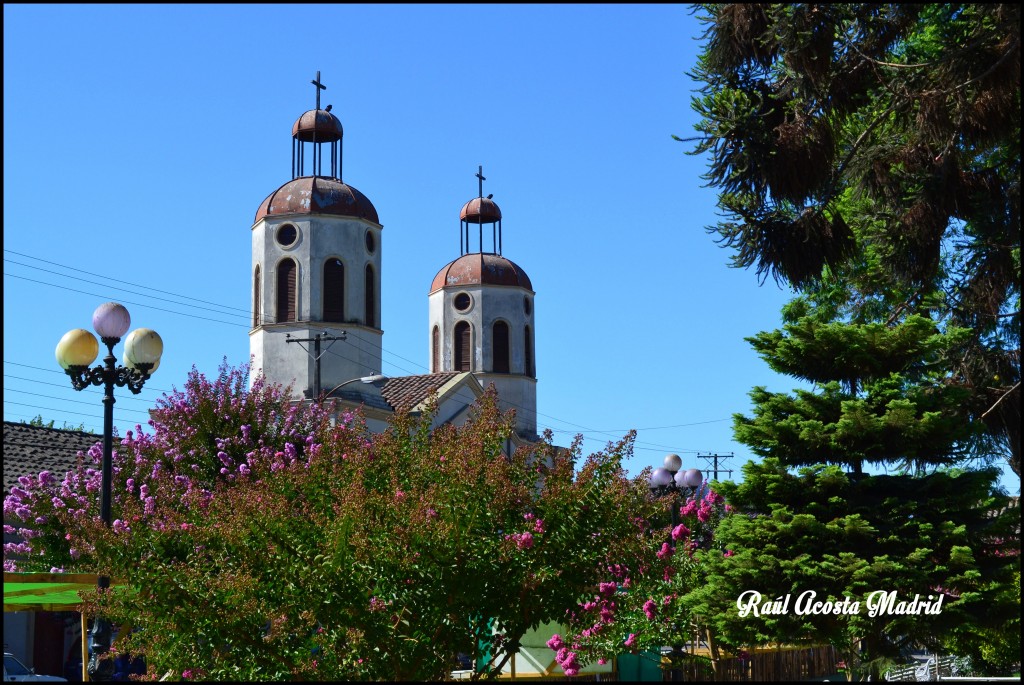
[{"x1": 665, "y1": 644, "x2": 840, "y2": 682}]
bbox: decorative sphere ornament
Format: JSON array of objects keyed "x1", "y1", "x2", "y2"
[
  {"x1": 92, "y1": 302, "x2": 131, "y2": 339},
  {"x1": 56, "y1": 329, "x2": 99, "y2": 369},
  {"x1": 123, "y1": 328, "x2": 163, "y2": 372}
]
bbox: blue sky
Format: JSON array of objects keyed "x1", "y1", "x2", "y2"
[{"x1": 4, "y1": 4, "x2": 1016, "y2": 493}]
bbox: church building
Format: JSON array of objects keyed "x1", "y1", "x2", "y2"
[{"x1": 248, "y1": 75, "x2": 538, "y2": 443}]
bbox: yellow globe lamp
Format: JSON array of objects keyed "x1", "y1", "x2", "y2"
[{"x1": 55, "y1": 329, "x2": 100, "y2": 370}]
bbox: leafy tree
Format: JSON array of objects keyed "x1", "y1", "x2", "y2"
[
  {"x1": 24, "y1": 414, "x2": 88, "y2": 431},
  {"x1": 686, "y1": 3, "x2": 1020, "y2": 477},
  {"x1": 4, "y1": 362, "x2": 656, "y2": 682},
  {"x1": 549, "y1": 484, "x2": 733, "y2": 678}
]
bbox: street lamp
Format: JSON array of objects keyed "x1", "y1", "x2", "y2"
[
  {"x1": 648, "y1": 454, "x2": 704, "y2": 682},
  {"x1": 55, "y1": 302, "x2": 163, "y2": 682},
  {"x1": 323, "y1": 373, "x2": 389, "y2": 399}
]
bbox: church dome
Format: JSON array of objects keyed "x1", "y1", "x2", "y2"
[
  {"x1": 460, "y1": 197, "x2": 502, "y2": 224},
  {"x1": 292, "y1": 109, "x2": 343, "y2": 142},
  {"x1": 254, "y1": 176, "x2": 378, "y2": 224},
  {"x1": 430, "y1": 253, "x2": 532, "y2": 293}
]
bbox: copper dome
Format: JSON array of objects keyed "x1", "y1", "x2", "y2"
[
  {"x1": 255, "y1": 176, "x2": 378, "y2": 224},
  {"x1": 430, "y1": 253, "x2": 532, "y2": 293},
  {"x1": 292, "y1": 109, "x2": 344, "y2": 143},
  {"x1": 460, "y1": 197, "x2": 502, "y2": 224}
]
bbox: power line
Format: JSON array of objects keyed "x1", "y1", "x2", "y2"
[
  {"x1": 4, "y1": 389, "x2": 154, "y2": 416},
  {"x1": 6, "y1": 250, "x2": 731, "y2": 459},
  {"x1": 4, "y1": 249, "x2": 252, "y2": 316}
]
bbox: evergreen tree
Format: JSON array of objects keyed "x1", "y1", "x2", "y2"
[{"x1": 686, "y1": 312, "x2": 1019, "y2": 680}]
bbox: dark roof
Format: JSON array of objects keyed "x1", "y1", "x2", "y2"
[
  {"x1": 3, "y1": 421, "x2": 102, "y2": 493},
  {"x1": 380, "y1": 372, "x2": 463, "y2": 411}
]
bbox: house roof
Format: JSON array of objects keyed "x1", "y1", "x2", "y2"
[
  {"x1": 3, "y1": 422, "x2": 102, "y2": 493},
  {"x1": 380, "y1": 372, "x2": 464, "y2": 411}
]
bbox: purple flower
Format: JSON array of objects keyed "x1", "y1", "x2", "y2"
[
  {"x1": 643, "y1": 599, "x2": 657, "y2": 620},
  {"x1": 112, "y1": 519, "x2": 130, "y2": 534},
  {"x1": 598, "y1": 582, "x2": 617, "y2": 596},
  {"x1": 657, "y1": 542, "x2": 673, "y2": 560}
]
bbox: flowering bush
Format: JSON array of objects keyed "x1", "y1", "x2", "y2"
[
  {"x1": 5, "y1": 361, "x2": 658, "y2": 682},
  {"x1": 549, "y1": 484, "x2": 732, "y2": 674}
]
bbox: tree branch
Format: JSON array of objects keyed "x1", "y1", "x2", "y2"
[{"x1": 981, "y1": 382, "x2": 1021, "y2": 419}]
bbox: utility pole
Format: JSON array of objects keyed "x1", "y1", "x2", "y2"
[
  {"x1": 697, "y1": 452, "x2": 734, "y2": 482},
  {"x1": 286, "y1": 331, "x2": 346, "y2": 400}
]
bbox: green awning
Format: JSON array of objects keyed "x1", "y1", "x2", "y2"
[{"x1": 4, "y1": 572, "x2": 109, "y2": 612}]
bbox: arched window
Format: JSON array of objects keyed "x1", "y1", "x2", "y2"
[
  {"x1": 525, "y1": 325, "x2": 533, "y2": 377},
  {"x1": 365, "y1": 264, "x2": 376, "y2": 328},
  {"x1": 492, "y1": 321, "x2": 510, "y2": 373},
  {"x1": 454, "y1": 321, "x2": 471, "y2": 372},
  {"x1": 253, "y1": 265, "x2": 261, "y2": 328},
  {"x1": 276, "y1": 258, "x2": 297, "y2": 323},
  {"x1": 323, "y1": 259, "x2": 345, "y2": 322},
  {"x1": 432, "y1": 325, "x2": 440, "y2": 373}
]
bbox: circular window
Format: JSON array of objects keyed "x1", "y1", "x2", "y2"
[
  {"x1": 454, "y1": 293, "x2": 471, "y2": 311},
  {"x1": 365, "y1": 230, "x2": 376, "y2": 254},
  {"x1": 276, "y1": 224, "x2": 298, "y2": 247},
  {"x1": 523, "y1": 296, "x2": 532, "y2": 316}
]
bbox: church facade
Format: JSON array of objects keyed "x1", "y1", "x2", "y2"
[{"x1": 248, "y1": 77, "x2": 538, "y2": 441}]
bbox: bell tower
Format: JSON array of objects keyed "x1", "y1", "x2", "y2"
[
  {"x1": 250, "y1": 72, "x2": 383, "y2": 401},
  {"x1": 428, "y1": 167, "x2": 537, "y2": 438}
]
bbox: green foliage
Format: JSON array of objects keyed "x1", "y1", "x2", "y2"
[
  {"x1": 688, "y1": 459, "x2": 1018, "y2": 681},
  {"x1": 5, "y1": 362, "x2": 655, "y2": 682},
  {"x1": 25, "y1": 414, "x2": 88, "y2": 431}
]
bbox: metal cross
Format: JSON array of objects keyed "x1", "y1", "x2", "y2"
[
  {"x1": 311, "y1": 71, "x2": 327, "y2": 110},
  {"x1": 476, "y1": 165, "x2": 486, "y2": 198}
]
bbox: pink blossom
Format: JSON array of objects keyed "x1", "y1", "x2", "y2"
[
  {"x1": 657, "y1": 542, "x2": 673, "y2": 560},
  {"x1": 724, "y1": 549, "x2": 735, "y2": 557},
  {"x1": 624, "y1": 633, "x2": 637, "y2": 648},
  {"x1": 643, "y1": 599, "x2": 657, "y2": 620},
  {"x1": 516, "y1": 532, "x2": 534, "y2": 550},
  {"x1": 546, "y1": 634, "x2": 565, "y2": 651},
  {"x1": 671, "y1": 523, "x2": 690, "y2": 540}
]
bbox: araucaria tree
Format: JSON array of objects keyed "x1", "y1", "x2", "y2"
[
  {"x1": 4, "y1": 362, "x2": 656, "y2": 681},
  {"x1": 689, "y1": 309, "x2": 1020, "y2": 680}
]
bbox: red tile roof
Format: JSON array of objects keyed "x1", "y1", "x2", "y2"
[{"x1": 380, "y1": 372, "x2": 463, "y2": 411}]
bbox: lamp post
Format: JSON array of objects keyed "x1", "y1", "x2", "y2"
[
  {"x1": 649, "y1": 454, "x2": 704, "y2": 682},
  {"x1": 55, "y1": 302, "x2": 163, "y2": 683}
]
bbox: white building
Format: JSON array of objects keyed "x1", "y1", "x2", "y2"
[{"x1": 249, "y1": 80, "x2": 537, "y2": 441}]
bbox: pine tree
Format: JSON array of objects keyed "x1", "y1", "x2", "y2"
[{"x1": 686, "y1": 311, "x2": 1018, "y2": 680}]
